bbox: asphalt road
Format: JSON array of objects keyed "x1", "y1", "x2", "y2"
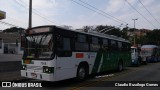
[{"x1": 1, "y1": 62, "x2": 160, "y2": 90}]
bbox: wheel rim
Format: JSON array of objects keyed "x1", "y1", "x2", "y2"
[
  {"x1": 119, "y1": 63, "x2": 122, "y2": 71},
  {"x1": 78, "y1": 68, "x2": 85, "y2": 80}
]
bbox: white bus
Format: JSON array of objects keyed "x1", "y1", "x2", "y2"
[
  {"x1": 131, "y1": 46, "x2": 142, "y2": 66},
  {"x1": 141, "y1": 45, "x2": 160, "y2": 63},
  {"x1": 21, "y1": 25, "x2": 131, "y2": 81}
]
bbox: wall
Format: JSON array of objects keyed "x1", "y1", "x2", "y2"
[{"x1": 0, "y1": 41, "x2": 23, "y2": 54}]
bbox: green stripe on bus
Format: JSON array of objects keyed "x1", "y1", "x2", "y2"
[
  {"x1": 91, "y1": 51, "x2": 103, "y2": 74},
  {"x1": 100, "y1": 52, "x2": 108, "y2": 72}
]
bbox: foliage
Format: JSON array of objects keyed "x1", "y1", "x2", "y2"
[
  {"x1": 80, "y1": 25, "x2": 160, "y2": 46},
  {"x1": 3, "y1": 27, "x2": 25, "y2": 34},
  {"x1": 145, "y1": 29, "x2": 160, "y2": 45}
]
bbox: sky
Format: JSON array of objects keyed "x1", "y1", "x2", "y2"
[{"x1": 0, "y1": 0, "x2": 160, "y2": 30}]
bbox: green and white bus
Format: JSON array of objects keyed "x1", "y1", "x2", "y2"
[{"x1": 21, "y1": 25, "x2": 131, "y2": 81}]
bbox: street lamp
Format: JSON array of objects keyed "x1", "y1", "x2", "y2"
[{"x1": 132, "y1": 18, "x2": 138, "y2": 46}]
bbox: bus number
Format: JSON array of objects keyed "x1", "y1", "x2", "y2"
[{"x1": 41, "y1": 62, "x2": 47, "y2": 65}]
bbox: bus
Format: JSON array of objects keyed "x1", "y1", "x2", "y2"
[
  {"x1": 141, "y1": 45, "x2": 160, "y2": 63},
  {"x1": 21, "y1": 25, "x2": 131, "y2": 81},
  {"x1": 131, "y1": 46, "x2": 142, "y2": 66}
]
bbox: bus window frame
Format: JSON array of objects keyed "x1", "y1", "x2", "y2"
[
  {"x1": 22, "y1": 32, "x2": 55, "y2": 60},
  {"x1": 90, "y1": 36, "x2": 101, "y2": 52},
  {"x1": 56, "y1": 36, "x2": 72, "y2": 57},
  {"x1": 75, "y1": 34, "x2": 89, "y2": 52}
]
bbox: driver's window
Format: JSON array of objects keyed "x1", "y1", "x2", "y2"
[{"x1": 57, "y1": 37, "x2": 72, "y2": 57}]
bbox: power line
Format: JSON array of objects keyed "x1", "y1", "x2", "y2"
[
  {"x1": 71, "y1": 0, "x2": 127, "y2": 25},
  {"x1": 125, "y1": 0, "x2": 157, "y2": 28},
  {"x1": 138, "y1": 0, "x2": 160, "y2": 26},
  {"x1": 8, "y1": 16, "x2": 28, "y2": 25},
  {"x1": 18, "y1": 0, "x2": 56, "y2": 24},
  {"x1": 78, "y1": 0, "x2": 128, "y2": 24},
  {"x1": 0, "y1": 21, "x2": 24, "y2": 28}
]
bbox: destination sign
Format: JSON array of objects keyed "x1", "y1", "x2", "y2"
[{"x1": 27, "y1": 27, "x2": 51, "y2": 34}]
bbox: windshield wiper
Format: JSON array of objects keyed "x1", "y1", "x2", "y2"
[{"x1": 35, "y1": 34, "x2": 48, "y2": 58}]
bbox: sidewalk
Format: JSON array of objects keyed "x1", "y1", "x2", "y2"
[
  {"x1": 0, "y1": 54, "x2": 26, "y2": 81},
  {"x1": 0, "y1": 71, "x2": 26, "y2": 81},
  {"x1": 0, "y1": 54, "x2": 22, "y2": 62}
]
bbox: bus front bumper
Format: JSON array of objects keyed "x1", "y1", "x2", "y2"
[{"x1": 21, "y1": 70, "x2": 54, "y2": 81}]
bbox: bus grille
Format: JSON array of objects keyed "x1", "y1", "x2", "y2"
[{"x1": 27, "y1": 66, "x2": 43, "y2": 70}]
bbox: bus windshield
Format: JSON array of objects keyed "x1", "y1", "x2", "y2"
[
  {"x1": 131, "y1": 48, "x2": 136, "y2": 53},
  {"x1": 23, "y1": 33, "x2": 54, "y2": 59}
]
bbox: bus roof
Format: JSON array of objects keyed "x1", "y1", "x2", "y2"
[
  {"x1": 27, "y1": 25, "x2": 130, "y2": 43},
  {"x1": 141, "y1": 45, "x2": 158, "y2": 49}
]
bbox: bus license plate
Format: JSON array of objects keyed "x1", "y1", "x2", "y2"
[{"x1": 31, "y1": 73, "x2": 37, "y2": 78}]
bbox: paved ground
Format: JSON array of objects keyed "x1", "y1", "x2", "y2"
[
  {"x1": 0, "y1": 54, "x2": 23, "y2": 81},
  {"x1": 0, "y1": 62, "x2": 159, "y2": 90},
  {"x1": 0, "y1": 71, "x2": 26, "y2": 81},
  {"x1": 0, "y1": 54, "x2": 22, "y2": 62}
]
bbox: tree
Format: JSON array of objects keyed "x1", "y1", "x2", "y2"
[
  {"x1": 82, "y1": 26, "x2": 95, "y2": 32},
  {"x1": 3, "y1": 27, "x2": 25, "y2": 34},
  {"x1": 145, "y1": 29, "x2": 160, "y2": 45},
  {"x1": 121, "y1": 27, "x2": 129, "y2": 39}
]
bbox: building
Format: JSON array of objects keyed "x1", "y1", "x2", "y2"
[
  {"x1": 0, "y1": 10, "x2": 6, "y2": 20},
  {"x1": 0, "y1": 32, "x2": 23, "y2": 54},
  {"x1": 127, "y1": 29, "x2": 151, "y2": 38}
]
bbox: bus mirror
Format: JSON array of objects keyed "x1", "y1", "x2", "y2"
[{"x1": 21, "y1": 36, "x2": 25, "y2": 48}]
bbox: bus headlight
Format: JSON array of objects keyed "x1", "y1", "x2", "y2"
[
  {"x1": 43, "y1": 66, "x2": 54, "y2": 73},
  {"x1": 22, "y1": 65, "x2": 27, "y2": 70}
]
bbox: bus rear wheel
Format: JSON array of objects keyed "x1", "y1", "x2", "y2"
[
  {"x1": 136, "y1": 60, "x2": 140, "y2": 67},
  {"x1": 118, "y1": 61, "x2": 123, "y2": 72},
  {"x1": 76, "y1": 65, "x2": 87, "y2": 81}
]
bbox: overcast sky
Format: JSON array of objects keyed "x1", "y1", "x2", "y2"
[{"x1": 0, "y1": 0, "x2": 160, "y2": 30}]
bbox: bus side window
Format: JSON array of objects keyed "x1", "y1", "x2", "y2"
[
  {"x1": 122, "y1": 42, "x2": 129, "y2": 51},
  {"x1": 75, "y1": 34, "x2": 89, "y2": 51},
  {"x1": 102, "y1": 39, "x2": 108, "y2": 51},
  {"x1": 118, "y1": 42, "x2": 122, "y2": 51},
  {"x1": 110, "y1": 40, "x2": 117, "y2": 51},
  {"x1": 57, "y1": 37, "x2": 72, "y2": 57},
  {"x1": 90, "y1": 37, "x2": 100, "y2": 51}
]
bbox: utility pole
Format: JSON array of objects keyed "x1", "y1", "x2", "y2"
[
  {"x1": 132, "y1": 18, "x2": 138, "y2": 46},
  {"x1": 28, "y1": 0, "x2": 32, "y2": 29}
]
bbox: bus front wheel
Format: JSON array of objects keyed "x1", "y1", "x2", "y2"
[{"x1": 76, "y1": 65, "x2": 87, "y2": 81}]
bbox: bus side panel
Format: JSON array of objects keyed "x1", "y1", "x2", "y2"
[
  {"x1": 55, "y1": 53, "x2": 77, "y2": 81},
  {"x1": 55, "y1": 52, "x2": 97, "y2": 81},
  {"x1": 99, "y1": 51, "x2": 131, "y2": 72}
]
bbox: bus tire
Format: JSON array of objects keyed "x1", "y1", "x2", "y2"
[
  {"x1": 118, "y1": 61, "x2": 123, "y2": 72},
  {"x1": 76, "y1": 65, "x2": 87, "y2": 81},
  {"x1": 136, "y1": 59, "x2": 141, "y2": 67}
]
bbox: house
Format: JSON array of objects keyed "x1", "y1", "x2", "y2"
[{"x1": 127, "y1": 29, "x2": 151, "y2": 38}]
